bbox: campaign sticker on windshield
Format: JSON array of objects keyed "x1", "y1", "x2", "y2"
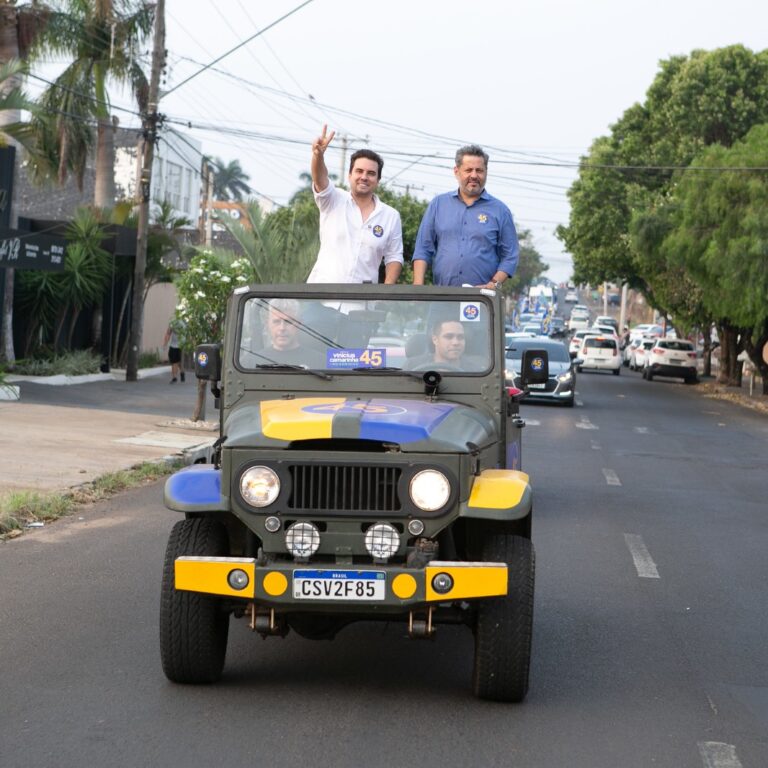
[
  {"x1": 460, "y1": 302, "x2": 481, "y2": 322},
  {"x1": 326, "y1": 348, "x2": 386, "y2": 369}
]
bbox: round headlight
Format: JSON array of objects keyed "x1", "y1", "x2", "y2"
[
  {"x1": 285, "y1": 522, "x2": 320, "y2": 558},
  {"x1": 364, "y1": 523, "x2": 400, "y2": 560},
  {"x1": 409, "y1": 469, "x2": 450, "y2": 512},
  {"x1": 240, "y1": 466, "x2": 280, "y2": 508}
]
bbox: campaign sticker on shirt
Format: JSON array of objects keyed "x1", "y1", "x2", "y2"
[
  {"x1": 326, "y1": 348, "x2": 386, "y2": 369},
  {"x1": 477, "y1": 214, "x2": 488, "y2": 224},
  {"x1": 460, "y1": 302, "x2": 481, "y2": 322},
  {"x1": 372, "y1": 224, "x2": 384, "y2": 238}
]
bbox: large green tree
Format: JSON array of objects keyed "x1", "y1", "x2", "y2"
[
  {"x1": 559, "y1": 45, "x2": 768, "y2": 294},
  {"x1": 662, "y1": 124, "x2": 768, "y2": 389}
]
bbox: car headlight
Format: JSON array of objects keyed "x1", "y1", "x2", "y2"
[
  {"x1": 557, "y1": 371, "x2": 573, "y2": 382},
  {"x1": 409, "y1": 469, "x2": 450, "y2": 512},
  {"x1": 285, "y1": 522, "x2": 320, "y2": 558},
  {"x1": 364, "y1": 523, "x2": 400, "y2": 560},
  {"x1": 240, "y1": 466, "x2": 280, "y2": 508}
]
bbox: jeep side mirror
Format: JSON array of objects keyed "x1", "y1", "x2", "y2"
[
  {"x1": 520, "y1": 348, "x2": 549, "y2": 388},
  {"x1": 194, "y1": 343, "x2": 221, "y2": 382}
]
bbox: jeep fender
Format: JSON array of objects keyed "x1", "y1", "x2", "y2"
[{"x1": 459, "y1": 469, "x2": 531, "y2": 521}]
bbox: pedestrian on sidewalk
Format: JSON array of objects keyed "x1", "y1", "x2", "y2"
[{"x1": 164, "y1": 323, "x2": 185, "y2": 383}]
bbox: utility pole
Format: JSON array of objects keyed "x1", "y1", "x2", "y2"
[
  {"x1": 126, "y1": 0, "x2": 165, "y2": 381},
  {"x1": 339, "y1": 134, "x2": 348, "y2": 182}
]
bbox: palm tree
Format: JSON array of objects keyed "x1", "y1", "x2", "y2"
[
  {"x1": 0, "y1": 58, "x2": 35, "y2": 150},
  {"x1": 25, "y1": 0, "x2": 154, "y2": 205},
  {"x1": 211, "y1": 157, "x2": 252, "y2": 201}
]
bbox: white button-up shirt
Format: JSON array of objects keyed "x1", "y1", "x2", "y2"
[{"x1": 307, "y1": 184, "x2": 403, "y2": 283}]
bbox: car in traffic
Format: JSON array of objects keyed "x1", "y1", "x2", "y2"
[
  {"x1": 506, "y1": 337, "x2": 577, "y2": 407},
  {"x1": 564, "y1": 290, "x2": 578, "y2": 303},
  {"x1": 595, "y1": 315, "x2": 619, "y2": 332},
  {"x1": 568, "y1": 308, "x2": 591, "y2": 331},
  {"x1": 643, "y1": 337, "x2": 698, "y2": 383},
  {"x1": 569, "y1": 328, "x2": 597, "y2": 358},
  {"x1": 576, "y1": 335, "x2": 621, "y2": 375},
  {"x1": 629, "y1": 323, "x2": 663, "y2": 342},
  {"x1": 629, "y1": 337, "x2": 655, "y2": 371},
  {"x1": 547, "y1": 317, "x2": 567, "y2": 338}
]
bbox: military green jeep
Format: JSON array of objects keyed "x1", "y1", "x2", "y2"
[{"x1": 160, "y1": 283, "x2": 547, "y2": 702}]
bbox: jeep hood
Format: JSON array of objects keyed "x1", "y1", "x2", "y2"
[{"x1": 223, "y1": 397, "x2": 496, "y2": 453}]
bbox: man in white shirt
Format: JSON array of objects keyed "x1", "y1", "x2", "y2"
[{"x1": 308, "y1": 125, "x2": 403, "y2": 284}]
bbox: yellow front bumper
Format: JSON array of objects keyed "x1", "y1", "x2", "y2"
[{"x1": 175, "y1": 557, "x2": 508, "y2": 607}]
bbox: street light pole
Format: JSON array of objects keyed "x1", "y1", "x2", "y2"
[{"x1": 126, "y1": 0, "x2": 165, "y2": 381}]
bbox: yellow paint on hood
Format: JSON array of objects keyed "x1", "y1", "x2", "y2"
[{"x1": 260, "y1": 397, "x2": 346, "y2": 441}]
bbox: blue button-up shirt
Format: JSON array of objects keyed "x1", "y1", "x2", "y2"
[{"x1": 412, "y1": 189, "x2": 519, "y2": 286}]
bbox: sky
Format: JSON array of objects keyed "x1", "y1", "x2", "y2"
[{"x1": 25, "y1": 0, "x2": 768, "y2": 282}]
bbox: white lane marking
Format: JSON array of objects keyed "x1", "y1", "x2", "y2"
[
  {"x1": 590, "y1": 440, "x2": 601, "y2": 450},
  {"x1": 603, "y1": 468, "x2": 621, "y2": 486},
  {"x1": 698, "y1": 742, "x2": 743, "y2": 768},
  {"x1": 524, "y1": 419, "x2": 540, "y2": 426},
  {"x1": 575, "y1": 418, "x2": 598, "y2": 430},
  {"x1": 634, "y1": 426, "x2": 650, "y2": 434},
  {"x1": 624, "y1": 534, "x2": 660, "y2": 578},
  {"x1": 576, "y1": 400, "x2": 584, "y2": 407}
]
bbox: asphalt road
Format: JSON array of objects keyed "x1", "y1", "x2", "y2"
[{"x1": 1, "y1": 368, "x2": 766, "y2": 768}]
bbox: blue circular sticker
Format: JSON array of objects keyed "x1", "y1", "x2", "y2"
[
  {"x1": 372, "y1": 225, "x2": 384, "y2": 238},
  {"x1": 462, "y1": 303, "x2": 480, "y2": 320},
  {"x1": 197, "y1": 352, "x2": 209, "y2": 367},
  {"x1": 531, "y1": 357, "x2": 544, "y2": 371}
]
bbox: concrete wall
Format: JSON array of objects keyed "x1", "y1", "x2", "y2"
[{"x1": 143, "y1": 283, "x2": 178, "y2": 358}]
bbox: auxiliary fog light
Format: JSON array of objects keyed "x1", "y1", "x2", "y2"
[
  {"x1": 364, "y1": 523, "x2": 400, "y2": 561},
  {"x1": 407, "y1": 519, "x2": 425, "y2": 536},
  {"x1": 240, "y1": 466, "x2": 279, "y2": 508},
  {"x1": 285, "y1": 522, "x2": 321, "y2": 559},
  {"x1": 409, "y1": 470, "x2": 450, "y2": 512},
  {"x1": 227, "y1": 569, "x2": 250, "y2": 591},
  {"x1": 431, "y1": 572, "x2": 454, "y2": 594}
]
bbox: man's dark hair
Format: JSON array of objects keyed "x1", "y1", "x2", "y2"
[
  {"x1": 350, "y1": 149, "x2": 384, "y2": 179},
  {"x1": 455, "y1": 144, "x2": 489, "y2": 168}
]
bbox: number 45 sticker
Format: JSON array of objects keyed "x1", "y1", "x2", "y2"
[{"x1": 359, "y1": 349, "x2": 384, "y2": 367}]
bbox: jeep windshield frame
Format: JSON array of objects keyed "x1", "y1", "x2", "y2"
[{"x1": 233, "y1": 285, "x2": 496, "y2": 377}]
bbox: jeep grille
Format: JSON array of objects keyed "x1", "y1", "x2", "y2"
[{"x1": 288, "y1": 464, "x2": 402, "y2": 514}]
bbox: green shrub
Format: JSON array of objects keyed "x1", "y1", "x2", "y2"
[
  {"x1": 139, "y1": 350, "x2": 161, "y2": 368},
  {"x1": 12, "y1": 349, "x2": 102, "y2": 376}
]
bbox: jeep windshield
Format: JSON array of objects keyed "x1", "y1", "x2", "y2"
[{"x1": 236, "y1": 294, "x2": 493, "y2": 374}]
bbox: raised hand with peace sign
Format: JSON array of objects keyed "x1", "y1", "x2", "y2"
[{"x1": 310, "y1": 124, "x2": 335, "y2": 193}]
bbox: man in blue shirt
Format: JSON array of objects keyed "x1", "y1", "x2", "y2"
[{"x1": 412, "y1": 145, "x2": 519, "y2": 289}]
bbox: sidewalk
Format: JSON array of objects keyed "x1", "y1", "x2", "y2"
[{"x1": 0, "y1": 367, "x2": 218, "y2": 497}]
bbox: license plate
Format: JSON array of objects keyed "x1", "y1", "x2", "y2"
[
  {"x1": 293, "y1": 570, "x2": 386, "y2": 601},
  {"x1": 670, "y1": 358, "x2": 683, "y2": 364},
  {"x1": 528, "y1": 382, "x2": 546, "y2": 389}
]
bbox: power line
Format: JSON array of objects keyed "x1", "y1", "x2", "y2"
[{"x1": 161, "y1": 0, "x2": 315, "y2": 98}]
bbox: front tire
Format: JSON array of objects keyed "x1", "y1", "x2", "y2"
[
  {"x1": 160, "y1": 518, "x2": 230, "y2": 684},
  {"x1": 473, "y1": 534, "x2": 535, "y2": 702},
  {"x1": 613, "y1": 367, "x2": 620, "y2": 376}
]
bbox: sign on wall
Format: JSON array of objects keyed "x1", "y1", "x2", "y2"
[{"x1": 0, "y1": 228, "x2": 66, "y2": 272}]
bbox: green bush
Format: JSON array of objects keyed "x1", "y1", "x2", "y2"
[
  {"x1": 12, "y1": 349, "x2": 102, "y2": 376},
  {"x1": 138, "y1": 350, "x2": 161, "y2": 368}
]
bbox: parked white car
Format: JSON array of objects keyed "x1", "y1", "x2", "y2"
[
  {"x1": 643, "y1": 337, "x2": 698, "y2": 383},
  {"x1": 629, "y1": 323, "x2": 663, "y2": 342},
  {"x1": 577, "y1": 335, "x2": 621, "y2": 375},
  {"x1": 629, "y1": 338, "x2": 656, "y2": 371}
]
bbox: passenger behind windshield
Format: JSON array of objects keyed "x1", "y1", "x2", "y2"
[
  {"x1": 410, "y1": 318, "x2": 487, "y2": 371},
  {"x1": 241, "y1": 298, "x2": 326, "y2": 369}
]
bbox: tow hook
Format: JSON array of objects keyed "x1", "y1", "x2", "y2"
[
  {"x1": 408, "y1": 607, "x2": 435, "y2": 638},
  {"x1": 249, "y1": 605, "x2": 288, "y2": 637}
]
